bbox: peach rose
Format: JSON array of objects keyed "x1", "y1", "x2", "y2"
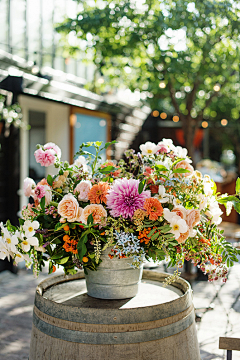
[
  {"x1": 173, "y1": 160, "x2": 194, "y2": 177},
  {"x1": 58, "y1": 193, "x2": 83, "y2": 222},
  {"x1": 176, "y1": 229, "x2": 189, "y2": 244},
  {"x1": 74, "y1": 180, "x2": 92, "y2": 202},
  {"x1": 80, "y1": 204, "x2": 107, "y2": 225},
  {"x1": 172, "y1": 206, "x2": 187, "y2": 220},
  {"x1": 186, "y1": 209, "x2": 201, "y2": 228}
]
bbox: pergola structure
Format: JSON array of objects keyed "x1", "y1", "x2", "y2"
[{"x1": 0, "y1": 49, "x2": 150, "y2": 159}]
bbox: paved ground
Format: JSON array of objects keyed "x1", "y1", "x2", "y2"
[{"x1": 1, "y1": 263, "x2": 240, "y2": 360}]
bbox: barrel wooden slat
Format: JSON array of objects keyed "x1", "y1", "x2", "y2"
[{"x1": 29, "y1": 270, "x2": 200, "y2": 360}]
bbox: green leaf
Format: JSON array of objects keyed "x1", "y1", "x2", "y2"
[
  {"x1": 51, "y1": 251, "x2": 65, "y2": 260},
  {"x1": 47, "y1": 174, "x2": 53, "y2": 186},
  {"x1": 172, "y1": 168, "x2": 190, "y2": 174},
  {"x1": 151, "y1": 232, "x2": 160, "y2": 241},
  {"x1": 87, "y1": 213, "x2": 94, "y2": 225},
  {"x1": 138, "y1": 179, "x2": 146, "y2": 194},
  {"x1": 236, "y1": 178, "x2": 240, "y2": 195},
  {"x1": 55, "y1": 222, "x2": 66, "y2": 231},
  {"x1": 57, "y1": 257, "x2": 69, "y2": 264},
  {"x1": 77, "y1": 243, "x2": 87, "y2": 261},
  {"x1": 40, "y1": 196, "x2": 45, "y2": 212},
  {"x1": 104, "y1": 140, "x2": 117, "y2": 149},
  {"x1": 48, "y1": 261, "x2": 53, "y2": 274},
  {"x1": 59, "y1": 169, "x2": 63, "y2": 175},
  {"x1": 155, "y1": 165, "x2": 168, "y2": 172},
  {"x1": 147, "y1": 228, "x2": 157, "y2": 238},
  {"x1": 99, "y1": 166, "x2": 118, "y2": 174}
]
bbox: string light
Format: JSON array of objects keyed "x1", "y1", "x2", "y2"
[
  {"x1": 213, "y1": 84, "x2": 221, "y2": 92},
  {"x1": 202, "y1": 121, "x2": 208, "y2": 128},
  {"x1": 159, "y1": 81, "x2": 166, "y2": 89},
  {"x1": 160, "y1": 112, "x2": 167, "y2": 119},
  {"x1": 173, "y1": 115, "x2": 179, "y2": 122},
  {"x1": 221, "y1": 119, "x2": 228, "y2": 126},
  {"x1": 152, "y1": 110, "x2": 159, "y2": 117}
]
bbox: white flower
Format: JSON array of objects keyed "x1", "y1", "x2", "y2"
[
  {"x1": 163, "y1": 208, "x2": 172, "y2": 222},
  {"x1": 198, "y1": 194, "x2": 208, "y2": 210},
  {"x1": 173, "y1": 198, "x2": 182, "y2": 207},
  {"x1": 23, "y1": 220, "x2": 39, "y2": 238},
  {"x1": 169, "y1": 215, "x2": 189, "y2": 239},
  {"x1": 14, "y1": 252, "x2": 25, "y2": 264},
  {"x1": 160, "y1": 138, "x2": 176, "y2": 151},
  {"x1": 155, "y1": 185, "x2": 170, "y2": 203},
  {"x1": 174, "y1": 146, "x2": 192, "y2": 163},
  {"x1": 23, "y1": 177, "x2": 36, "y2": 197},
  {"x1": 73, "y1": 155, "x2": 89, "y2": 172},
  {"x1": 2, "y1": 229, "x2": 18, "y2": 253},
  {"x1": 189, "y1": 228, "x2": 197, "y2": 237},
  {"x1": 0, "y1": 238, "x2": 11, "y2": 261},
  {"x1": 21, "y1": 236, "x2": 39, "y2": 252},
  {"x1": 43, "y1": 185, "x2": 52, "y2": 206},
  {"x1": 139, "y1": 141, "x2": 159, "y2": 155},
  {"x1": 205, "y1": 197, "x2": 223, "y2": 225}
]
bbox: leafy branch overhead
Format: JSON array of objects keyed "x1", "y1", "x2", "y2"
[{"x1": 56, "y1": 0, "x2": 240, "y2": 159}]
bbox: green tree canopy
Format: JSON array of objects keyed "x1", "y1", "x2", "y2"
[{"x1": 57, "y1": 0, "x2": 240, "y2": 160}]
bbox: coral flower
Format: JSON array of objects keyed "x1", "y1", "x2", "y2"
[
  {"x1": 100, "y1": 161, "x2": 121, "y2": 177},
  {"x1": 173, "y1": 160, "x2": 194, "y2": 177},
  {"x1": 186, "y1": 209, "x2": 201, "y2": 228},
  {"x1": 80, "y1": 204, "x2": 107, "y2": 225},
  {"x1": 107, "y1": 178, "x2": 150, "y2": 219},
  {"x1": 88, "y1": 182, "x2": 110, "y2": 204},
  {"x1": 143, "y1": 198, "x2": 163, "y2": 221}
]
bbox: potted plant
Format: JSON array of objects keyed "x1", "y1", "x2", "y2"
[{"x1": 1, "y1": 139, "x2": 240, "y2": 299}]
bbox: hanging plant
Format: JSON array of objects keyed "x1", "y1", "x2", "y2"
[{"x1": 0, "y1": 95, "x2": 27, "y2": 137}]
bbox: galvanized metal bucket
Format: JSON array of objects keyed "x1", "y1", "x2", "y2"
[{"x1": 85, "y1": 248, "x2": 143, "y2": 299}]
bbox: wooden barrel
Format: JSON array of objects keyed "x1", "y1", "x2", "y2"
[{"x1": 29, "y1": 271, "x2": 200, "y2": 360}]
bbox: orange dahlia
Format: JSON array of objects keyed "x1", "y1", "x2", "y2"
[
  {"x1": 143, "y1": 198, "x2": 163, "y2": 221},
  {"x1": 88, "y1": 182, "x2": 110, "y2": 204}
]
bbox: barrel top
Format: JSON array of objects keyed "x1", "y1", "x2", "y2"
[
  {"x1": 35, "y1": 271, "x2": 192, "y2": 324},
  {"x1": 43, "y1": 278, "x2": 182, "y2": 309}
]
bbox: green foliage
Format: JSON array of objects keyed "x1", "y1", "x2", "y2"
[{"x1": 56, "y1": 0, "x2": 240, "y2": 158}]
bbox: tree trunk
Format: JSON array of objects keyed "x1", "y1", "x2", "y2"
[{"x1": 182, "y1": 116, "x2": 195, "y2": 164}]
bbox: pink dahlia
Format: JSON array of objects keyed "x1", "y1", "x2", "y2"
[
  {"x1": 106, "y1": 178, "x2": 150, "y2": 219},
  {"x1": 34, "y1": 148, "x2": 56, "y2": 167}
]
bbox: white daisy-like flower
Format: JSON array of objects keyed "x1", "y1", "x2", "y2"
[
  {"x1": 23, "y1": 220, "x2": 39, "y2": 238},
  {"x1": 139, "y1": 141, "x2": 159, "y2": 156},
  {"x1": 155, "y1": 185, "x2": 170, "y2": 203},
  {"x1": 73, "y1": 155, "x2": 89, "y2": 172},
  {"x1": 169, "y1": 215, "x2": 189, "y2": 239},
  {"x1": 173, "y1": 198, "x2": 182, "y2": 207},
  {"x1": 161, "y1": 138, "x2": 176, "y2": 151},
  {"x1": 2, "y1": 229, "x2": 18, "y2": 253},
  {"x1": 21, "y1": 236, "x2": 39, "y2": 252},
  {"x1": 14, "y1": 252, "x2": 25, "y2": 264},
  {"x1": 0, "y1": 238, "x2": 11, "y2": 261}
]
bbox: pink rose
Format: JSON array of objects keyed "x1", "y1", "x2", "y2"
[
  {"x1": 176, "y1": 229, "x2": 190, "y2": 244},
  {"x1": 80, "y1": 204, "x2": 107, "y2": 225},
  {"x1": 74, "y1": 180, "x2": 92, "y2": 202},
  {"x1": 58, "y1": 193, "x2": 83, "y2": 222},
  {"x1": 173, "y1": 160, "x2": 194, "y2": 177},
  {"x1": 172, "y1": 206, "x2": 187, "y2": 220},
  {"x1": 34, "y1": 148, "x2": 56, "y2": 167},
  {"x1": 186, "y1": 209, "x2": 201, "y2": 229},
  {"x1": 23, "y1": 177, "x2": 36, "y2": 197},
  {"x1": 157, "y1": 142, "x2": 168, "y2": 154},
  {"x1": 43, "y1": 142, "x2": 61, "y2": 159}
]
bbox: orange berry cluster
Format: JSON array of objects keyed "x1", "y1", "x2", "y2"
[
  {"x1": 63, "y1": 234, "x2": 78, "y2": 254},
  {"x1": 138, "y1": 228, "x2": 154, "y2": 244}
]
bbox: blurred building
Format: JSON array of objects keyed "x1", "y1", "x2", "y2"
[{"x1": 0, "y1": 0, "x2": 150, "y2": 227}]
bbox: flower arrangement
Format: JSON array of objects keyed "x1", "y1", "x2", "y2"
[{"x1": 1, "y1": 139, "x2": 240, "y2": 283}]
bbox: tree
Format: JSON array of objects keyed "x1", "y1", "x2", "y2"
[{"x1": 56, "y1": 0, "x2": 240, "y2": 161}]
